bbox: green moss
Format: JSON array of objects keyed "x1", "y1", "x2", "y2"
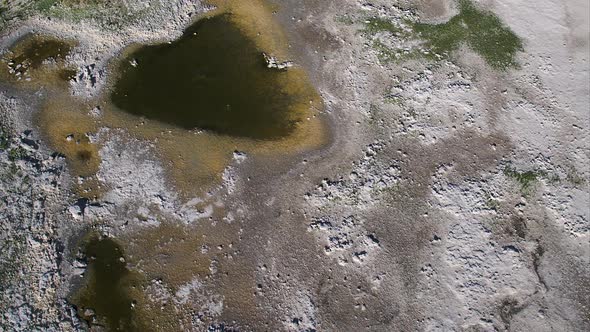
[
  {"x1": 384, "y1": 94, "x2": 403, "y2": 105},
  {"x1": 504, "y1": 166, "x2": 546, "y2": 194},
  {"x1": 486, "y1": 198, "x2": 500, "y2": 210},
  {"x1": 343, "y1": 2, "x2": 519, "y2": 68},
  {"x1": 8, "y1": 146, "x2": 27, "y2": 161},
  {"x1": 0, "y1": 129, "x2": 9, "y2": 151},
  {"x1": 35, "y1": 0, "x2": 60, "y2": 12},
  {"x1": 1, "y1": 0, "x2": 119, "y2": 30},
  {"x1": 483, "y1": 192, "x2": 500, "y2": 210},
  {"x1": 0, "y1": 234, "x2": 27, "y2": 295},
  {"x1": 358, "y1": 16, "x2": 433, "y2": 64},
  {"x1": 21, "y1": 0, "x2": 129, "y2": 30},
  {"x1": 413, "y1": 0, "x2": 523, "y2": 69},
  {"x1": 0, "y1": 1, "x2": 8, "y2": 29},
  {"x1": 372, "y1": 39, "x2": 398, "y2": 63},
  {"x1": 0, "y1": 2, "x2": 7, "y2": 16},
  {"x1": 371, "y1": 39, "x2": 429, "y2": 64},
  {"x1": 36, "y1": 0, "x2": 118, "y2": 13},
  {"x1": 363, "y1": 16, "x2": 403, "y2": 36},
  {"x1": 566, "y1": 167, "x2": 586, "y2": 186}
]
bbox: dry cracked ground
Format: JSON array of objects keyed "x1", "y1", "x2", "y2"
[{"x1": 0, "y1": 0, "x2": 589, "y2": 331}]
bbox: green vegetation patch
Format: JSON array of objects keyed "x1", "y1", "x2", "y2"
[
  {"x1": 23, "y1": 0, "x2": 132, "y2": 30},
  {"x1": 357, "y1": 1, "x2": 523, "y2": 69},
  {"x1": 413, "y1": 0, "x2": 523, "y2": 69},
  {"x1": 0, "y1": 0, "x2": 10, "y2": 29},
  {"x1": 566, "y1": 167, "x2": 586, "y2": 186},
  {"x1": 7, "y1": 146, "x2": 27, "y2": 161},
  {"x1": 0, "y1": 127, "x2": 9, "y2": 151},
  {"x1": 483, "y1": 191, "x2": 501, "y2": 210},
  {"x1": 504, "y1": 166, "x2": 545, "y2": 194},
  {"x1": 360, "y1": 16, "x2": 423, "y2": 63},
  {"x1": 0, "y1": 234, "x2": 27, "y2": 306},
  {"x1": 362, "y1": 16, "x2": 404, "y2": 36},
  {"x1": 35, "y1": 0, "x2": 60, "y2": 13},
  {"x1": 375, "y1": 41, "x2": 426, "y2": 63},
  {"x1": 36, "y1": 0, "x2": 120, "y2": 13},
  {"x1": 0, "y1": 1, "x2": 7, "y2": 16}
]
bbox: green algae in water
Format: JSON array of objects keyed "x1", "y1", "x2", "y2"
[
  {"x1": 74, "y1": 236, "x2": 141, "y2": 331},
  {"x1": 58, "y1": 67, "x2": 78, "y2": 81},
  {"x1": 8, "y1": 35, "x2": 72, "y2": 69},
  {"x1": 111, "y1": 14, "x2": 304, "y2": 139},
  {"x1": 2, "y1": 35, "x2": 73, "y2": 80}
]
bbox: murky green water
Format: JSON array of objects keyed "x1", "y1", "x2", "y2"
[
  {"x1": 111, "y1": 14, "x2": 302, "y2": 139},
  {"x1": 73, "y1": 236, "x2": 140, "y2": 331},
  {"x1": 5, "y1": 35, "x2": 72, "y2": 75}
]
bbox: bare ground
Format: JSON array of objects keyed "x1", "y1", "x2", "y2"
[{"x1": 0, "y1": 0, "x2": 588, "y2": 331}]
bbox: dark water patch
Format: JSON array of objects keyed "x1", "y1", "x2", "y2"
[
  {"x1": 5, "y1": 35, "x2": 72, "y2": 75},
  {"x1": 1, "y1": 34, "x2": 75, "y2": 84},
  {"x1": 111, "y1": 14, "x2": 305, "y2": 139},
  {"x1": 76, "y1": 149, "x2": 93, "y2": 161},
  {"x1": 58, "y1": 67, "x2": 78, "y2": 81},
  {"x1": 73, "y1": 235, "x2": 142, "y2": 331}
]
